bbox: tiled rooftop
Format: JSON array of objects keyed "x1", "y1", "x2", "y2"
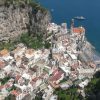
[
  {"x1": 72, "y1": 27, "x2": 85, "y2": 34},
  {"x1": 11, "y1": 90, "x2": 20, "y2": 96},
  {"x1": 0, "y1": 49, "x2": 9, "y2": 56}
]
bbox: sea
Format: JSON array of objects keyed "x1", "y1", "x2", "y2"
[{"x1": 38, "y1": 0, "x2": 100, "y2": 53}]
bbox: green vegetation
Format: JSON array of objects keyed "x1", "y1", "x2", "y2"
[
  {"x1": 54, "y1": 87, "x2": 81, "y2": 100},
  {"x1": 85, "y1": 71, "x2": 100, "y2": 100},
  {"x1": 59, "y1": 78, "x2": 67, "y2": 83},
  {"x1": 2, "y1": 0, "x2": 47, "y2": 13},
  {"x1": 0, "y1": 33, "x2": 51, "y2": 50},
  {"x1": 0, "y1": 42, "x2": 15, "y2": 51},
  {"x1": 44, "y1": 41, "x2": 51, "y2": 49},
  {"x1": 7, "y1": 85, "x2": 16, "y2": 92},
  {"x1": 19, "y1": 33, "x2": 44, "y2": 49},
  {"x1": 0, "y1": 0, "x2": 49, "y2": 50},
  {"x1": 0, "y1": 76, "x2": 10, "y2": 85},
  {"x1": 5, "y1": 94, "x2": 16, "y2": 100},
  {"x1": 19, "y1": 33, "x2": 51, "y2": 49},
  {"x1": 4, "y1": 0, "x2": 33, "y2": 5},
  {"x1": 30, "y1": 1, "x2": 48, "y2": 13},
  {"x1": 35, "y1": 91, "x2": 43, "y2": 100}
]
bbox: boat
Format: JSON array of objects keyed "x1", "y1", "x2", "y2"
[{"x1": 74, "y1": 16, "x2": 86, "y2": 20}]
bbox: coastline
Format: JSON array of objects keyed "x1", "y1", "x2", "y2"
[
  {"x1": 38, "y1": 0, "x2": 100, "y2": 53},
  {"x1": 0, "y1": 1, "x2": 100, "y2": 100}
]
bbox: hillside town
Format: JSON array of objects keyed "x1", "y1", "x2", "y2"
[{"x1": 0, "y1": 19, "x2": 100, "y2": 100}]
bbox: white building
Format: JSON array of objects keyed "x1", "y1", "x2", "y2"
[
  {"x1": 0, "y1": 70, "x2": 6, "y2": 79},
  {"x1": 78, "y1": 79, "x2": 89, "y2": 88}
]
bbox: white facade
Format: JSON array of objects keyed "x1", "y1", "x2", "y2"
[{"x1": 0, "y1": 70, "x2": 6, "y2": 79}]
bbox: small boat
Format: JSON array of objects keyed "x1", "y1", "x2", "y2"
[{"x1": 74, "y1": 16, "x2": 86, "y2": 20}]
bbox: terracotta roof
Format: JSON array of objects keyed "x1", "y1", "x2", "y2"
[
  {"x1": 0, "y1": 84, "x2": 12, "y2": 90},
  {"x1": 25, "y1": 49, "x2": 35, "y2": 55},
  {"x1": 11, "y1": 90, "x2": 20, "y2": 96},
  {"x1": 30, "y1": 77, "x2": 39, "y2": 85},
  {"x1": 32, "y1": 77, "x2": 38, "y2": 82},
  {"x1": 0, "y1": 85, "x2": 4, "y2": 90},
  {"x1": 50, "y1": 70, "x2": 63, "y2": 81},
  {"x1": 13, "y1": 47, "x2": 22, "y2": 53},
  {"x1": 0, "y1": 49, "x2": 9, "y2": 56},
  {"x1": 52, "y1": 69, "x2": 59, "y2": 75},
  {"x1": 0, "y1": 60, "x2": 5, "y2": 68},
  {"x1": 15, "y1": 55, "x2": 21, "y2": 61},
  {"x1": 15, "y1": 75, "x2": 21, "y2": 81},
  {"x1": 71, "y1": 62, "x2": 79, "y2": 69},
  {"x1": 72, "y1": 27, "x2": 85, "y2": 34}
]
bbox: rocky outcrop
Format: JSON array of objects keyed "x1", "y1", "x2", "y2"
[
  {"x1": 0, "y1": 5, "x2": 30, "y2": 42},
  {"x1": 0, "y1": 2, "x2": 51, "y2": 42},
  {"x1": 30, "y1": 10, "x2": 51, "y2": 36}
]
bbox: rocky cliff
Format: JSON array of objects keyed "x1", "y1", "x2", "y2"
[
  {"x1": 30, "y1": 9, "x2": 51, "y2": 36},
  {"x1": 0, "y1": 1, "x2": 51, "y2": 42}
]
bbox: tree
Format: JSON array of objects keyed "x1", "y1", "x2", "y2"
[{"x1": 5, "y1": 94, "x2": 16, "y2": 100}]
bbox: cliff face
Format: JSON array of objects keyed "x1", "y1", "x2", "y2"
[
  {"x1": 0, "y1": 3, "x2": 51, "y2": 42},
  {"x1": 0, "y1": 5, "x2": 30, "y2": 42},
  {"x1": 30, "y1": 10, "x2": 51, "y2": 36}
]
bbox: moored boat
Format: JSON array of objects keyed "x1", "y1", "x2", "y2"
[{"x1": 74, "y1": 16, "x2": 86, "y2": 20}]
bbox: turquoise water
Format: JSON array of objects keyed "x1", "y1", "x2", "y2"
[{"x1": 38, "y1": 0, "x2": 100, "y2": 52}]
